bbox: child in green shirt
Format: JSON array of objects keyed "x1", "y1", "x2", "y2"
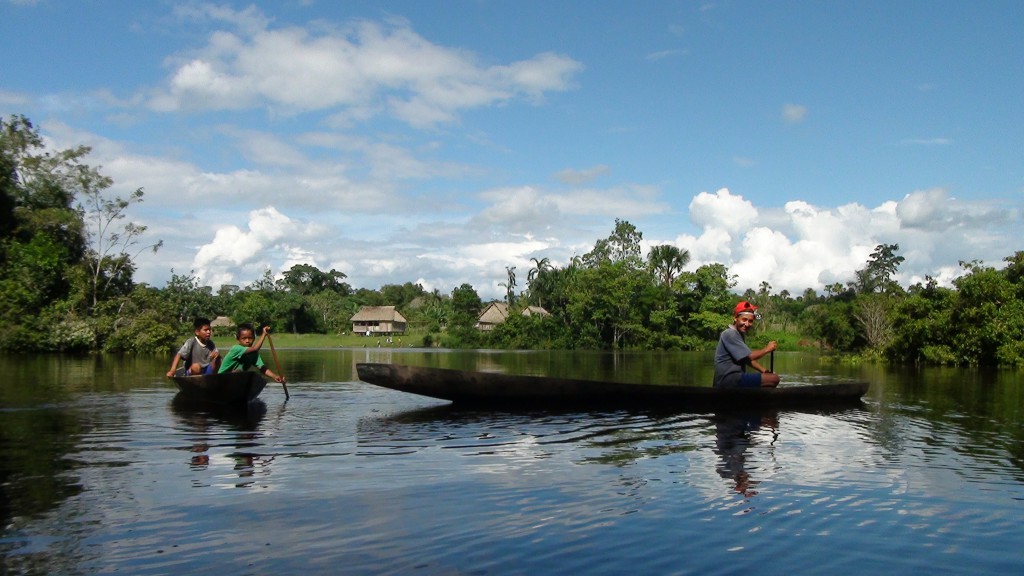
[{"x1": 218, "y1": 323, "x2": 285, "y2": 384}]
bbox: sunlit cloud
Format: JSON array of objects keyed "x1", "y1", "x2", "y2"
[{"x1": 147, "y1": 9, "x2": 583, "y2": 127}]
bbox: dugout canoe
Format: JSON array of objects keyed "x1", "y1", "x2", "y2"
[
  {"x1": 356, "y1": 363, "x2": 869, "y2": 410},
  {"x1": 170, "y1": 371, "x2": 267, "y2": 405}
]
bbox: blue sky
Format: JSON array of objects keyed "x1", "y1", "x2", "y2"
[{"x1": 2, "y1": 0, "x2": 1021, "y2": 299}]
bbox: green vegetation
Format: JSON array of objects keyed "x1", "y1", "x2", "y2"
[{"x1": 2, "y1": 114, "x2": 1023, "y2": 366}]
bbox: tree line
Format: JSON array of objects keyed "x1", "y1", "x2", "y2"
[{"x1": 2, "y1": 114, "x2": 1022, "y2": 366}]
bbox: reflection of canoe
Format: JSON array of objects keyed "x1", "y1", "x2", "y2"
[
  {"x1": 170, "y1": 371, "x2": 267, "y2": 405},
  {"x1": 356, "y1": 363, "x2": 869, "y2": 410},
  {"x1": 171, "y1": 395, "x2": 268, "y2": 430}
]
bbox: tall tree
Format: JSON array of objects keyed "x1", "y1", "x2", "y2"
[
  {"x1": 583, "y1": 219, "x2": 643, "y2": 269},
  {"x1": 647, "y1": 244, "x2": 690, "y2": 288},
  {"x1": 853, "y1": 243, "x2": 905, "y2": 294},
  {"x1": 0, "y1": 116, "x2": 91, "y2": 350},
  {"x1": 526, "y1": 257, "x2": 554, "y2": 308},
  {"x1": 279, "y1": 263, "x2": 350, "y2": 296},
  {"x1": 499, "y1": 266, "x2": 517, "y2": 306}
]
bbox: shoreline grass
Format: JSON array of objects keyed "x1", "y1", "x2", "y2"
[{"x1": 260, "y1": 331, "x2": 425, "y2": 349}]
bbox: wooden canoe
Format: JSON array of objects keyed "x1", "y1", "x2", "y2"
[
  {"x1": 356, "y1": 363, "x2": 870, "y2": 410},
  {"x1": 170, "y1": 371, "x2": 267, "y2": 405}
]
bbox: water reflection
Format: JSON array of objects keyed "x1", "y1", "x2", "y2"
[
  {"x1": 3, "y1": 352, "x2": 1024, "y2": 575},
  {"x1": 169, "y1": 396, "x2": 274, "y2": 488},
  {"x1": 712, "y1": 411, "x2": 779, "y2": 498}
]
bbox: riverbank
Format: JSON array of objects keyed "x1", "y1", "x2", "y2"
[
  {"x1": 265, "y1": 332, "x2": 423, "y2": 349},
  {"x1": 225, "y1": 328, "x2": 810, "y2": 352}
]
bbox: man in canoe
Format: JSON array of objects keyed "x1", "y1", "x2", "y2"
[
  {"x1": 713, "y1": 301, "x2": 780, "y2": 388},
  {"x1": 166, "y1": 317, "x2": 220, "y2": 377},
  {"x1": 218, "y1": 323, "x2": 286, "y2": 384}
]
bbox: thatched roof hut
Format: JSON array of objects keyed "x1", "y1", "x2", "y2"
[{"x1": 350, "y1": 305, "x2": 408, "y2": 335}]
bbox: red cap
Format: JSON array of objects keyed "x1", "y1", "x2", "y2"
[{"x1": 734, "y1": 301, "x2": 758, "y2": 315}]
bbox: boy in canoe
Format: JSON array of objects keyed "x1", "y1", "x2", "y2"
[
  {"x1": 166, "y1": 317, "x2": 220, "y2": 377},
  {"x1": 218, "y1": 323, "x2": 286, "y2": 384},
  {"x1": 713, "y1": 301, "x2": 780, "y2": 388}
]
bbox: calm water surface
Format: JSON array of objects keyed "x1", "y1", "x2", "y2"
[{"x1": 1, "y1": 349, "x2": 1023, "y2": 575}]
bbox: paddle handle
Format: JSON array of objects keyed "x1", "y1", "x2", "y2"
[
  {"x1": 266, "y1": 333, "x2": 289, "y2": 400},
  {"x1": 769, "y1": 350, "x2": 774, "y2": 374}
]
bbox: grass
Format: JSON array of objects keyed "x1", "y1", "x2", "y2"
[{"x1": 254, "y1": 331, "x2": 425, "y2": 349}]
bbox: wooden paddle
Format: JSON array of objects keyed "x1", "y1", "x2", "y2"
[
  {"x1": 266, "y1": 333, "x2": 289, "y2": 400},
  {"x1": 770, "y1": 350, "x2": 775, "y2": 374}
]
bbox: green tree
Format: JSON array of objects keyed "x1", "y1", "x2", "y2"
[
  {"x1": 164, "y1": 270, "x2": 215, "y2": 326},
  {"x1": 103, "y1": 284, "x2": 179, "y2": 353},
  {"x1": 853, "y1": 243, "x2": 905, "y2": 294},
  {"x1": 949, "y1": 259, "x2": 1021, "y2": 365},
  {"x1": 525, "y1": 257, "x2": 554, "y2": 308},
  {"x1": 674, "y1": 263, "x2": 737, "y2": 343},
  {"x1": 278, "y1": 263, "x2": 350, "y2": 296},
  {"x1": 78, "y1": 180, "x2": 162, "y2": 309},
  {"x1": 647, "y1": 244, "x2": 690, "y2": 288},
  {"x1": 887, "y1": 277, "x2": 956, "y2": 364},
  {"x1": 499, "y1": 266, "x2": 517, "y2": 306},
  {"x1": 583, "y1": 219, "x2": 643, "y2": 269},
  {"x1": 379, "y1": 282, "x2": 426, "y2": 309},
  {"x1": 447, "y1": 283, "x2": 482, "y2": 346},
  {"x1": 0, "y1": 115, "x2": 93, "y2": 350},
  {"x1": 566, "y1": 261, "x2": 657, "y2": 349}
]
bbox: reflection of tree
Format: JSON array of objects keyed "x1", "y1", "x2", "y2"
[
  {"x1": 0, "y1": 407, "x2": 84, "y2": 530},
  {"x1": 712, "y1": 411, "x2": 778, "y2": 498}
]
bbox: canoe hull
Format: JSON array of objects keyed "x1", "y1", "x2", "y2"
[
  {"x1": 356, "y1": 363, "x2": 869, "y2": 410},
  {"x1": 170, "y1": 371, "x2": 267, "y2": 405}
]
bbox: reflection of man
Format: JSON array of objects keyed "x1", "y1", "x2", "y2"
[
  {"x1": 713, "y1": 301, "x2": 780, "y2": 388},
  {"x1": 713, "y1": 412, "x2": 778, "y2": 498}
]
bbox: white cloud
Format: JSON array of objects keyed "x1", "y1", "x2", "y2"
[
  {"x1": 689, "y1": 188, "x2": 757, "y2": 227},
  {"x1": 669, "y1": 187, "x2": 1020, "y2": 295},
  {"x1": 192, "y1": 206, "x2": 302, "y2": 286},
  {"x1": 33, "y1": 119, "x2": 1024, "y2": 300},
  {"x1": 896, "y1": 188, "x2": 948, "y2": 229},
  {"x1": 18, "y1": 8, "x2": 1020, "y2": 302},
  {"x1": 147, "y1": 13, "x2": 582, "y2": 127}
]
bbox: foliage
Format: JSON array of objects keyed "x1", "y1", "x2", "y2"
[
  {"x1": 582, "y1": 218, "x2": 643, "y2": 268},
  {"x1": 647, "y1": 244, "x2": 690, "y2": 288},
  {"x1": 77, "y1": 178, "x2": 162, "y2": 308},
  {"x1": 278, "y1": 263, "x2": 351, "y2": 296},
  {"x1": 102, "y1": 285, "x2": 179, "y2": 353},
  {"x1": 852, "y1": 243, "x2": 905, "y2": 294}
]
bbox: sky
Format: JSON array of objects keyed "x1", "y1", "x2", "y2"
[{"x1": 2, "y1": 0, "x2": 1021, "y2": 300}]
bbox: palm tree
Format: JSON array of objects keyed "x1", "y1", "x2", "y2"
[
  {"x1": 647, "y1": 244, "x2": 691, "y2": 288},
  {"x1": 526, "y1": 257, "x2": 553, "y2": 307}
]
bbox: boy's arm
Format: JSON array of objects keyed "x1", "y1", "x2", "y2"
[
  {"x1": 244, "y1": 326, "x2": 271, "y2": 354},
  {"x1": 258, "y1": 364, "x2": 285, "y2": 383},
  {"x1": 166, "y1": 354, "x2": 183, "y2": 377},
  {"x1": 260, "y1": 366, "x2": 285, "y2": 383}
]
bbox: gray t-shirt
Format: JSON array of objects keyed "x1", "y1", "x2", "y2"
[
  {"x1": 713, "y1": 325, "x2": 751, "y2": 388},
  {"x1": 176, "y1": 337, "x2": 217, "y2": 370}
]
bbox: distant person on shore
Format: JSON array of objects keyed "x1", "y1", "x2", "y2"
[
  {"x1": 713, "y1": 301, "x2": 780, "y2": 388},
  {"x1": 218, "y1": 323, "x2": 285, "y2": 384},
  {"x1": 166, "y1": 317, "x2": 220, "y2": 377}
]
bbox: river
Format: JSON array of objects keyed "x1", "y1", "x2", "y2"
[{"x1": 1, "y1": 349, "x2": 1022, "y2": 575}]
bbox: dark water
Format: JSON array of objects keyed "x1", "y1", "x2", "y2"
[{"x1": 1, "y1": 349, "x2": 1023, "y2": 575}]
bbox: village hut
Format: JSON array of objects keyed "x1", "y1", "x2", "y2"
[
  {"x1": 476, "y1": 302, "x2": 549, "y2": 331},
  {"x1": 350, "y1": 306, "x2": 408, "y2": 336}
]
